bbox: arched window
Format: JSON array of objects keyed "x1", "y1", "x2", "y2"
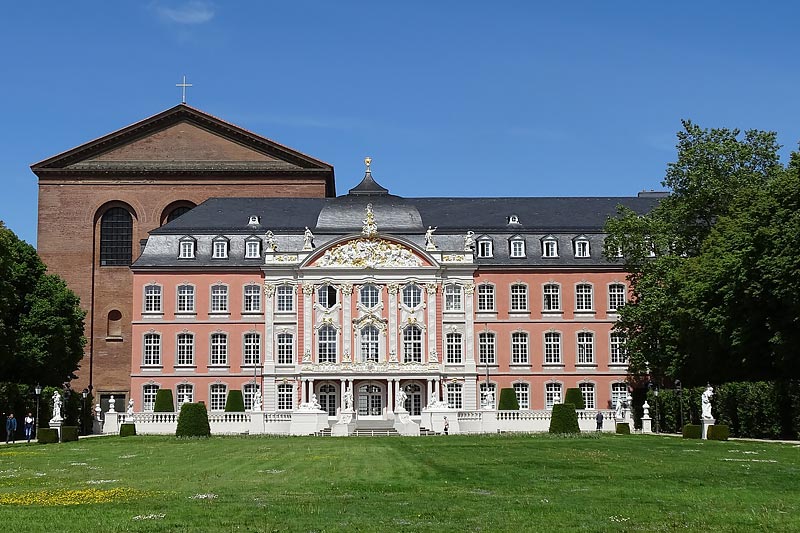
[
  {"x1": 107, "y1": 310, "x2": 122, "y2": 338},
  {"x1": 166, "y1": 206, "x2": 193, "y2": 223},
  {"x1": 319, "y1": 384, "x2": 337, "y2": 417},
  {"x1": 100, "y1": 207, "x2": 132, "y2": 266},
  {"x1": 360, "y1": 326, "x2": 379, "y2": 362}
]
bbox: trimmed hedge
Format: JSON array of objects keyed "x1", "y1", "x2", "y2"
[
  {"x1": 37, "y1": 428, "x2": 59, "y2": 444},
  {"x1": 120, "y1": 423, "x2": 137, "y2": 437},
  {"x1": 683, "y1": 424, "x2": 702, "y2": 439},
  {"x1": 176, "y1": 402, "x2": 211, "y2": 438},
  {"x1": 564, "y1": 388, "x2": 585, "y2": 410},
  {"x1": 616, "y1": 423, "x2": 631, "y2": 435},
  {"x1": 708, "y1": 425, "x2": 730, "y2": 441},
  {"x1": 549, "y1": 403, "x2": 580, "y2": 434},
  {"x1": 224, "y1": 390, "x2": 245, "y2": 412},
  {"x1": 154, "y1": 389, "x2": 175, "y2": 412},
  {"x1": 61, "y1": 426, "x2": 79, "y2": 442},
  {"x1": 498, "y1": 388, "x2": 520, "y2": 410}
]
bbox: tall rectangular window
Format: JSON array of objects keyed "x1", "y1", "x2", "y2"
[
  {"x1": 580, "y1": 383, "x2": 596, "y2": 409},
  {"x1": 143, "y1": 384, "x2": 159, "y2": 412},
  {"x1": 511, "y1": 332, "x2": 529, "y2": 364},
  {"x1": 177, "y1": 284, "x2": 195, "y2": 313},
  {"x1": 244, "y1": 383, "x2": 261, "y2": 410},
  {"x1": 446, "y1": 383, "x2": 463, "y2": 409},
  {"x1": 176, "y1": 384, "x2": 193, "y2": 405},
  {"x1": 277, "y1": 384, "x2": 294, "y2": 410},
  {"x1": 210, "y1": 333, "x2": 228, "y2": 366},
  {"x1": 444, "y1": 284, "x2": 462, "y2": 311},
  {"x1": 210, "y1": 384, "x2": 227, "y2": 411},
  {"x1": 510, "y1": 284, "x2": 528, "y2": 311},
  {"x1": 513, "y1": 383, "x2": 530, "y2": 409},
  {"x1": 610, "y1": 333, "x2": 626, "y2": 364},
  {"x1": 611, "y1": 383, "x2": 628, "y2": 408},
  {"x1": 244, "y1": 285, "x2": 261, "y2": 312},
  {"x1": 544, "y1": 332, "x2": 561, "y2": 364},
  {"x1": 477, "y1": 285, "x2": 495, "y2": 311},
  {"x1": 478, "y1": 332, "x2": 496, "y2": 364},
  {"x1": 143, "y1": 333, "x2": 161, "y2": 366},
  {"x1": 100, "y1": 207, "x2": 133, "y2": 266},
  {"x1": 211, "y1": 285, "x2": 228, "y2": 313},
  {"x1": 575, "y1": 284, "x2": 593, "y2": 311},
  {"x1": 276, "y1": 285, "x2": 294, "y2": 312},
  {"x1": 245, "y1": 240, "x2": 261, "y2": 259},
  {"x1": 176, "y1": 333, "x2": 194, "y2": 366},
  {"x1": 543, "y1": 284, "x2": 561, "y2": 311},
  {"x1": 608, "y1": 284, "x2": 626, "y2": 311},
  {"x1": 577, "y1": 332, "x2": 594, "y2": 364},
  {"x1": 243, "y1": 332, "x2": 261, "y2": 365},
  {"x1": 445, "y1": 333, "x2": 463, "y2": 364},
  {"x1": 545, "y1": 383, "x2": 562, "y2": 409},
  {"x1": 318, "y1": 326, "x2": 337, "y2": 363},
  {"x1": 144, "y1": 285, "x2": 162, "y2": 313},
  {"x1": 277, "y1": 333, "x2": 294, "y2": 365}
]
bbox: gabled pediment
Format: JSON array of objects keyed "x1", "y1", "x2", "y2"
[
  {"x1": 305, "y1": 236, "x2": 433, "y2": 269},
  {"x1": 31, "y1": 104, "x2": 334, "y2": 191}
]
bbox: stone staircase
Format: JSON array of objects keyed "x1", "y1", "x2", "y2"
[{"x1": 314, "y1": 420, "x2": 441, "y2": 437}]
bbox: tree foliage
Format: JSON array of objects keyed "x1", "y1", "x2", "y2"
[
  {"x1": 0, "y1": 222, "x2": 86, "y2": 386},
  {"x1": 604, "y1": 121, "x2": 799, "y2": 384}
]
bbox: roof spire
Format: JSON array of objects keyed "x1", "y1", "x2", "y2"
[
  {"x1": 365, "y1": 156, "x2": 372, "y2": 173},
  {"x1": 348, "y1": 156, "x2": 389, "y2": 196}
]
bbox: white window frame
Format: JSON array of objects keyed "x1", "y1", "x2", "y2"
[
  {"x1": 243, "y1": 284, "x2": 262, "y2": 313},
  {"x1": 510, "y1": 239, "x2": 525, "y2": 258},
  {"x1": 317, "y1": 284, "x2": 337, "y2": 309},
  {"x1": 477, "y1": 284, "x2": 495, "y2": 311},
  {"x1": 318, "y1": 325, "x2": 337, "y2": 363},
  {"x1": 477, "y1": 240, "x2": 493, "y2": 258},
  {"x1": 446, "y1": 383, "x2": 463, "y2": 409},
  {"x1": 574, "y1": 238, "x2": 590, "y2": 258},
  {"x1": 243, "y1": 332, "x2": 261, "y2": 366},
  {"x1": 245, "y1": 239, "x2": 261, "y2": 259},
  {"x1": 210, "y1": 332, "x2": 228, "y2": 366},
  {"x1": 580, "y1": 383, "x2": 596, "y2": 409},
  {"x1": 513, "y1": 383, "x2": 530, "y2": 409},
  {"x1": 402, "y1": 325, "x2": 423, "y2": 363},
  {"x1": 575, "y1": 283, "x2": 594, "y2": 311},
  {"x1": 610, "y1": 333, "x2": 626, "y2": 364},
  {"x1": 445, "y1": 332, "x2": 463, "y2": 364},
  {"x1": 510, "y1": 284, "x2": 528, "y2": 311},
  {"x1": 179, "y1": 238, "x2": 196, "y2": 259},
  {"x1": 144, "y1": 285, "x2": 162, "y2": 313},
  {"x1": 360, "y1": 326, "x2": 380, "y2": 363},
  {"x1": 544, "y1": 331, "x2": 561, "y2": 364},
  {"x1": 143, "y1": 384, "x2": 159, "y2": 412},
  {"x1": 479, "y1": 382, "x2": 497, "y2": 408},
  {"x1": 543, "y1": 283, "x2": 561, "y2": 311},
  {"x1": 443, "y1": 284, "x2": 462, "y2": 311},
  {"x1": 611, "y1": 383, "x2": 628, "y2": 408},
  {"x1": 577, "y1": 331, "x2": 594, "y2": 364},
  {"x1": 276, "y1": 285, "x2": 294, "y2": 312},
  {"x1": 176, "y1": 333, "x2": 194, "y2": 366},
  {"x1": 277, "y1": 384, "x2": 294, "y2": 411},
  {"x1": 210, "y1": 284, "x2": 229, "y2": 313},
  {"x1": 210, "y1": 384, "x2": 227, "y2": 411},
  {"x1": 177, "y1": 284, "x2": 195, "y2": 313},
  {"x1": 608, "y1": 283, "x2": 626, "y2": 311},
  {"x1": 143, "y1": 333, "x2": 161, "y2": 366},
  {"x1": 360, "y1": 284, "x2": 380, "y2": 308},
  {"x1": 478, "y1": 332, "x2": 496, "y2": 365},
  {"x1": 212, "y1": 239, "x2": 229, "y2": 259},
  {"x1": 511, "y1": 331, "x2": 529, "y2": 364},
  {"x1": 402, "y1": 284, "x2": 422, "y2": 308},
  {"x1": 542, "y1": 238, "x2": 558, "y2": 258},
  {"x1": 243, "y1": 383, "x2": 261, "y2": 410},
  {"x1": 276, "y1": 333, "x2": 294, "y2": 365},
  {"x1": 545, "y1": 382, "x2": 563, "y2": 409},
  {"x1": 176, "y1": 384, "x2": 193, "y2": 405}
]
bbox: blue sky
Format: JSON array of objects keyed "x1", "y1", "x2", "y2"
[{"x1": 1, "y1": 1, "x2": 798, "y2": 246}]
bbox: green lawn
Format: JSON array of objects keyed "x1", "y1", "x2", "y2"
[{"x1": 0, "y1": 434, "x2": 798, "y2": 532}]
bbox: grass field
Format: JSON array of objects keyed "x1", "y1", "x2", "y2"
[{"x1": 0, "y1": 433, "x2": 798, "y2": 532}]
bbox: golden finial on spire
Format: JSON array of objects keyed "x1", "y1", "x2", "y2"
[{"x1": 364, "y1": 156, "x2": 372, "y2": 173}]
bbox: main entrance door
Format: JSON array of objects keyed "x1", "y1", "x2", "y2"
[{"x1": 357, "y1": 383, "x2": 384, "y2": 418}]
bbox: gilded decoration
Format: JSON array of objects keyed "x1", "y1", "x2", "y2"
[
  {"x1": 362, "y1": 203, "x2": 378, "y2": 236},
  {"x1": 425, "y1": 283, "x2": 438, "y2": 295},
  {"x1": 274, "y1": 254, "x2": 298, "y2": 262},
  {"x1": 302, "y1": 283, "x2": 315, "y2": 295},
  {"x1": 442, "y1": 254, "x2": 465, "y2": 262},
  {"x1": 463, "y1": 283, "x2": 476, "y2": 295},
  {"x1": 387, "y1": 283, "x2": 400, "y2": 294},
  {"x1": 264, "y1": 284, "x2": 275, "y2": 297},
  {"x1": 315, "y1": 238, "x2": 422, "y2": 269},
  {"x1": 340, "y1": 283, "x2": 354, "y2": 296},
  {"x1": 352, "y1": 314, "x2": 388, "y2": 332},
  {"x1": 300, "y1": 361, "x2": 439, "y2": 374}
]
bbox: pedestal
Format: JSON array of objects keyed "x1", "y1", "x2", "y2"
[
  {"x1": 49, "y1": 420, "x2": 63, "y2": 442},
  {"x1": 641, "y1": 416, "x2": 652, "y2": 434},
  {"x1": 701, "y1": 418, "x2": 715, "y2": 440},
  {"x1": 331, "y1": 410, "x2": 356, "y2": 436},
  {"x1": 290, "y1": 410, "x2": 329, "y2": 435},
  {"x1": 393, "y1": 409, "x2": 420, "y2": 436}
]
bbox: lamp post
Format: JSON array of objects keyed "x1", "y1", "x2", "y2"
[
  {"x1": 34, "y1": 383, "x2": 42, "y2": 438},
  {"x1": 81, "y1": 389, "x2": 89, "y2": 435},
  {"x1": 653, "y1": 387, "x2": 659, "y2": 434},
  {"x1": 675, "y1": 379, "x2": 683, "y2": 433}
]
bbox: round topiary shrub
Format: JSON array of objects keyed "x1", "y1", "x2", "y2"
[
  {"x1": 564, "y1": 388, "x2": 585, "y2": 410},
  {"x1": 616, "y1": 423, "x2": 631, "y2": 434},
  {"x1": 549, "y1": 403, "x2": 580, "y2": 434},
  {"x1": 60, "y1": 426, "x2": 79, "y2": 442},
  {"x1": 119, "y1": 423, "x2": 137, "y2": 437},
  {"x1": 498, "y1": 388, "x2": 520, "y2": 410},
  {"x1": 153, "y1": 389, "x2": 175, "y2": 412},
  {"x1": 37, "y1": 428, "x2": 59, "y2": 444},
  {"x1": 224, "y1": 390, "x2": 245, "y2": 412},
  {"x1": 707, "y1": 425, "x2": 730, "y2": 441},
  {"x1": 682, "y1": 424, "x2": 702, "y2": 439},
  {"x1": 176, "y1": 402, "x2": 211, "y2": 438}
]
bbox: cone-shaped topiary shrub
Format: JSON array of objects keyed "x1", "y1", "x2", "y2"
[
  {"x1": 153, "y1": 389, "x2": 175, "y2": 412},
  {"x1": 549, "y1": 403, "x2": 580, "y2": 434},
  {"x1": 176, "y1": 402, "x2": 211, "y2": 438},
  {"x1": 37, "y1": 428, "x2": 59, "y2": 444},
  {"x1": 498, "y1": 388, "x2": 520, "y2": 410},
  {"x1": 564, "y1": 388, "x2": 585, "y2": 410},
  {"x1": 60, "y1": 426, "x2": 79, "y2": 442},
  {"x1": 120, "y1": 423, "x2": 137, "y2": 437},
  {"x1": 224, "y1": 390, "x2": 245, "y2": 412}
]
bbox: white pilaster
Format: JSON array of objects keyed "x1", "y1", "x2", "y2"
[
  {"x1": 426, "y1": 283, "x2": 437, "y2": 362},
  {"x1": 303, "y1": 283, "x2": 313, "y2": 361},
  {"x1": 464, "y1": 283, "x2": 476, "y2": 373},
  {"x1": 341, "y1": 284, "x2": 352, "y2": 363},
  {"x1": 388, "y1": 284, "x2": 399, "y2": 363}
]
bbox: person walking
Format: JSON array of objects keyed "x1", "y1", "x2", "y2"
[
  {"x1": 5, "y1": 413, "x2": 17, "y2": 444},
  {"x1": 24, "y1": 412, "x2": 34, "y2": 443},
  {"x1": 595, "y1": 410, "x2": 604, "y2": 432},
  {"x1": 443, "y1": 416, "x2": 449, "y2": 435}
]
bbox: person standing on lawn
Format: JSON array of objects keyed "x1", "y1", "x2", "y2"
[
  {"x1": 5, "y1": 413, "x2": 17, "y2": 444},
  {"x1": 24, "y1": 412, "x2": 35, "y2": 443}
]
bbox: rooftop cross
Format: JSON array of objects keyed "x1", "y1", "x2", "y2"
[{"x1": 176, "y1": 75, "x2": 193, "y2": 104}]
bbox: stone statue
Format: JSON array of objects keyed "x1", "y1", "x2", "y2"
[
  {"x1": 94, "y1": 402, "x2": 102, "y2": 421},
  {"x1": 343, "y1": 387, "x2": 354, "y2": 411},
  {"x1": 125, "y1": 398, "x2": 135, "y2": 422},
  {"x1": 615, "y1": 398, "x2": 623, "y2": 419},
  {"x1": 701, "y1": 386, "x2": 714, "y2": 419},
  {"x1": 464, "y1": 230, "x2": 475, "y2": 251},
  {"x1": 310, "y1": 394, "x2": 321, "y2": 410},
  {"x1": 553, "y1": 392, "x2": 561, "y2": 405},
  {"x1": 265, "y1": 231, "x2": 277, "y2": 252},
  {"x1": 51, "y1": 391, "x2": 63, "y2": 422},
  {"x1": 108, "y1": 395, "x2": 116, "y2": 413},
  {"x1": 303, "y1": 227, "x2": 314, "y2": 250},
  {"x1": 482, "y1": 391, "x2": 495, "y2": 409},
  {"x1": 424, "y1": 226, "x2": 437, "y2": 250},
  {"x1": 642, "y1": 401, "x2": 650, "y2": 418},
  {"x1": 251, "y1": 392, "x2": 262, "y2": 411},
  {"x1": 395, "y1": 388, "x2": 408, "y2": 411}
]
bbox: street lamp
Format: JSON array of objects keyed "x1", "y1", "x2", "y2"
[
  {"x1": 81, "y1": 389, "x2": 89, "y2": 435},
  {"x1": 653, "y1": 387, "x2": 659, "y2": 434},
  {"x1": 34, "y1": 383, "x2": 42, "y2": 438},
  {"x1": 675, "y1": 379, "x2": 683, "y2": 433}
]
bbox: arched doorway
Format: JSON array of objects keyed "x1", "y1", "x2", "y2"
[
  {"x1": 317, "y1": 382, "x2": 338, "y2": 417},
  {"x1": 403, "y1": 382, "x2": 423, "y2": 416},
  {"x1": 357, "y1": 382, "x2": 384, "y2": 418}
]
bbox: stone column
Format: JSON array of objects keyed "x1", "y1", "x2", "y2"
[
  {"x1": 387, "y1": 378, "x2": 394, "y2": 416},
  {"x1": 427, "y1": 379, "x2": 433, "y2": 406},
  {"x1": 340, "y1": 378, "x2": 347, "y2": 411},
  {"x1": 341, "y1": 284, "x2": 353, "y2": 363},
  {"x1": 425, "y1": 283, "x2": 438, "y2": 362},
  {"x1": 387, "y1": 284, "x2": 399, "y2": 363},
  {"x1": 302, "y1": 283, "x2": 314, "y2": 362},
  {"x1": 308, "y1": 378, "x2": 315, "y2": 403},
  {"x1": 264, "y1": 284, "x2": 276, "y2": 373},
  {"x1": 464, "y1": 283, "x2": 476, "y2": 373},
  {"x1": 301, "y1": 380, "x2": 308, "y2": 404}
]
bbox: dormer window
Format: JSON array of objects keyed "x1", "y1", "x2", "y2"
[
  {"x1": 178, "y1": 237, "x2": 196, "y2": 259},
  {"x1": 248, "y1": 215, "x2": 260, "y2": 225},
  {"x1": 477, "y1": 239, "x2": 493, "y2": 258},
  {"x1": 245, "y1": 238, "x2": 261, "y2": 259},
  {"x1": 212, "y1": 237, "x2": 229, "y2": 259},
  {"x1": 510, "y1": 238, "x2": 525, "y2": 258},
  {"x1": 508, "y1": 215, "x2": 520, "y2": 224},
  {"x1": 573, "y1": 236, "x2": 590, "y2": 258},
  {"x1": 542, "y1": 236, "x2": 558, "y2": 258}
]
